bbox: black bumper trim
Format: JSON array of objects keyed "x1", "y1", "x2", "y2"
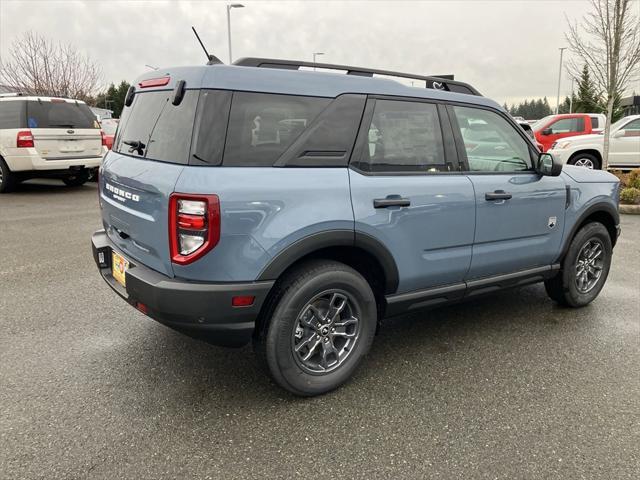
[{"x1": 92, "y1": 229, "x2": 273, "y2": 347}]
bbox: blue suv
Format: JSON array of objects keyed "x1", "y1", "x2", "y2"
[{"x1": 92, "y1": 58, "x2": 620, "y2": 396}]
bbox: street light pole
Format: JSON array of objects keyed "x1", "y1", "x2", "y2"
[
  {"x1": 312, "y1": 52, "x2": 324, "y2": 70},
  {"x1": 555, "y1": 47, "x2": 567, "y2": 114},
  {"x1": 227, "y1": 4, "x2": 245, "y2": 64}
]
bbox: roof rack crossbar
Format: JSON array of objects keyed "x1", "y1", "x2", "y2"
[{"x1": 233, "y1": 58, "x2": 481, "y2": 96}]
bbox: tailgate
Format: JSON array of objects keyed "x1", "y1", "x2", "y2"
[
  {"x1": 31, "y1": 128, "x2": 102, "y2": 160},
  {"x1": 99, "y1": 151, "x2": 184, "y2": 277}
]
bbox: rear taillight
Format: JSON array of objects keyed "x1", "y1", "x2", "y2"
[
  {"x1": 16, "y1": 130, "x2": 34, "y2": 148},
  {"x1": 100, "y1": 130, "x2": 107, "y2": 147},
  {"x1": 169, "y1": 193, "x2": 220, "y2": 265}
]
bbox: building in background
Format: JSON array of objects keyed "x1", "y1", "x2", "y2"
[{"x1": 621, "y1": 95, "x2": 640, "y2": 117}]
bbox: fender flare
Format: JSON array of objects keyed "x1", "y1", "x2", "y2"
[
  {"x1": 257, "y1": 229, "x2": 400, "y2": 294},
  {"x1": 556, "y1": 202, "x2": 620, "y2": 262}
]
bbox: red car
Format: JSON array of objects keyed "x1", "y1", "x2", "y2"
[
  {"x1": 533, "y1": 113, "x2": 605, "y2": 152},
  {"x1": 100, "y1": 118, "x2": 119, "y2": 150}
]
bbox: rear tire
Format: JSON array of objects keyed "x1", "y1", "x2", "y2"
[
  {"x1": 544, "y1": 222, "x2": 612, "y2": 307},
  {"x1": 0, "y1": 157, "x2": 17, "y2": 193},
  {"x1": 569, "y1": 153, "x2": 600, "y2": 170},
  {"x1": 62, "y1": 171, "x2": 89, "y2": 187},
  {"x1": 258, "y1": 260, "x2": 377, "y2": 396}
]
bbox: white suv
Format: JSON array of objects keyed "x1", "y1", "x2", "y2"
[
  {"x1": 548, "y1": 115, "x2": 640, "y2": 170},
  {"x1": 0, "y1": 94, "x2": 107, "y2": 193}
]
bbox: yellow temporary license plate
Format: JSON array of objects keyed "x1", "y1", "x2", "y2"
[{"x1": 112, "y1": 251, "x2": 129, "y2": 288}]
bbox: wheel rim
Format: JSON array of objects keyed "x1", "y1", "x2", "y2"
[
  {"x1": 291, "y1": 290, "x2": 361, "y2": 374},
  {"x1": 574, "y1": 158, "x2": 594, "y2": 169},
  {"x1": 575, "y1": 239, "x2": 605, "y2": 293},
  {"x1": 0, "y1": 165, "x2": 3, "y2": 185}
]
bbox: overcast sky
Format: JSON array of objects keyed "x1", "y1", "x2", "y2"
[{"x1": 1, "y1": 0, "x2": 636, "y2": 106}]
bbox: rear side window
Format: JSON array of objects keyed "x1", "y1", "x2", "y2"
[
  {"x1": 0, "y1": 101, "x2": 26, "y2": 129},
  {"x1": 590, "y1": 116, "x2": 599, "y2": 129},
  {"x1": 26, "y1": 101, "x2": 97, "y2": 129},
  {"x1": 115, "y1": 90, "x2": 198, "y2": 164},
  {"x1": 357, "y1": 99, "x2": 450, "y2": 173},
  {"x1": 223, "y1": 92, "x2": 330, "y2": 166}
]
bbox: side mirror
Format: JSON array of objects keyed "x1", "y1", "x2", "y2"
[
  {"x1": 541, "y1": 127, "x2": 552, "y2": 136},
  {"x1": 536, "y1": 152, "x2": 563, "y2": 176},
  {"x1": 613, "y1": 130, "x2": 625, "y2": 138}
]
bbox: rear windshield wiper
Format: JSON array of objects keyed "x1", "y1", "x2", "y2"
[{"x1": 123, "y1": 140, "x2": 146, "y2": 156}]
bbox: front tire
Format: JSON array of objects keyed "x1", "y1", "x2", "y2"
[
  {"x1": 0, "y1": 157, "x2": 17, "y2": 193},
  {"x1": 545, "y1": 222, "x2": 612, "y2": 307},
  {"x1": 569, "y1": 153, "x2": 600, "y2": 170},
  {"x1": 260, "y1": 260, "x2": 377, "y2": 396}
]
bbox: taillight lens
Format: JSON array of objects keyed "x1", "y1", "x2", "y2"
[
  {"x1": 17, "y1": 130, "x2": 34, "y2": 148},
  {"x1": 169, "y1": 193, "x2": 220, "y2": 265},
  {"x1": 100, "y1": 130, "x2": 107, "y2": 147}
]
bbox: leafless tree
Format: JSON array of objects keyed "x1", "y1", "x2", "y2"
[
  {"x1": 566, "y1": 0, "x2": 640, "y2": 169},
  {"x1": 0, "y1": 31, "x2": 102, "y2": 101}
]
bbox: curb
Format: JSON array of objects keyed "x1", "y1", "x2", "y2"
[{"x1": 619, "y1": 204, "x2": 640, "y2": 215}]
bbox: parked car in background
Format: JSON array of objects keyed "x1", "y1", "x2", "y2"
[
  {"x1": 533, "y1": 113, "x2": 606, "y2": 152},
  {"x1": 548, "y1": 115, "x2": 640, "y2": 169},
  {"x1": 100, "y1": 118, "x2": 119, "y2": 150},
  {"x1": 0, "y1": 93, "x2": 107, "y2": 192},
  {"x1": 92, "y1": 59, "x2": 620, "y2": 396}
]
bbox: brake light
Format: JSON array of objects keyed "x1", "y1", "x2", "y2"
[
  {"x1": 100, "y1": 130, "x2": 107, "y2": 147},
  {"x1": 138, "y1": 76, "x2": 170, "y2": 88},
  {"x1": 169, "y1": 193, "x2": 220, "y2": 265},
  {"x1": 16, "y1": 130, "x2": 34, "y2": 148}
]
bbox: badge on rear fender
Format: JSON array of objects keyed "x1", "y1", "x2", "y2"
[{"x1": 548, "y1": 216, "x2": 557, "y2": 229}]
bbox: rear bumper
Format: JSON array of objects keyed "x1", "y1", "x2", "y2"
[
  {"x1": 4, "y1": 150, "x2": 104, "y2": 172},
  {"x1": 91, "y1": 229, "x2": 273, "y2": 347}
]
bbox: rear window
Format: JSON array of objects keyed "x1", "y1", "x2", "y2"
[
  {"x1": 222, "y1": 92, "x2": 330, "y2": 166},
  {"x1": 0, "y1": 100, "x2": 26, "y2": 129},
  {"x1": 590, "y1": 116, "x2": 599, "y2": 129},
  {"x1": 26, "y1": 101, "x2": 97, "y2": 129},
  {"x1": 114, "y1": 90, "x2": 199, "y2": 164}
]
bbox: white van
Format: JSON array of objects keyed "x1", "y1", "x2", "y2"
[{"x1": 0, "y1": 94, "x2": 107, "y2": 192}]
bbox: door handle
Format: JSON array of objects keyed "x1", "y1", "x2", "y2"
[
  {"x1": 373, "y1": 196, "x2": 411, "y2": 208},
  {"x1": 485, "y1": 190, "x2": 512, "y2": 201}
]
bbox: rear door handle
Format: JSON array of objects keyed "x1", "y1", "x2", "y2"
[
  {"x1": 485, "y1": 190, "x2": 512, "y2": 201},
  {"x1": 373, "y1": 196, "x2": 411, "y2": 208}
]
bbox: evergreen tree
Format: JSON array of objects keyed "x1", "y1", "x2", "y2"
[
  {"x1": 573, "y1": 64, "x2": 602, "y2": 113},
  {"x1": 95, "y1": 80, "x2": 131, "y2": 118}
]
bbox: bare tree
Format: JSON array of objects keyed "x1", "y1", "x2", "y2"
[
  {"x1": 566, "y1": 0, "x2": 640, "y2": 169},
  {"x1": 0, "y1": 31, "x2": 102, "y2": 101}
]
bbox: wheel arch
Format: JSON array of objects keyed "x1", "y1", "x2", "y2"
[
  {"x1": 556, "y1": 203, "x2": 619, "y2": 263},
  {"x1": 568, "y1": 149, "x2": 603, "y2": 168}
]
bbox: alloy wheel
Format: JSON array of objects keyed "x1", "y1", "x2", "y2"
[
  {"x1": 574, "y1": 158, "x2": 595, "y2": 169},
  {"x1": 291, "y1": 290, "x2": 361, "y2": 374},
  {"x1": 575, "y1": 239, "x2": 605, "y2": 293}
]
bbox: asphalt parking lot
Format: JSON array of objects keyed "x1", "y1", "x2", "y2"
[{"x1": 1, "y1": 180, "x2": 639, "y2": 479}]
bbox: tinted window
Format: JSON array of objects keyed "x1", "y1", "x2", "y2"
[
  {"x1": 0, "y1": 100, "x2": 26, "y2": 129},
  {"x1": 26, "y1": 101, "x2": 97, "y2": 129},
  {"x1": 223, "y1": 92, "x2": 330, "y2": 166},
  {"x1": 549, "y1": 117, "x2": 584, "y2": 133},
  {"x1": 590, "y1": 116, "x2": 599, "y2": 129},
  {"x1": 190, "y1": 90, "x2": 232, "y2": 166},
  {"x1": 453, "y1": 106, "x2": 531, "y2": 172},
  {"x1": 115, "y1": 90, "x2": 198, "y2": 164},
  {"x1": 359, "y1": 100, "x2": 449, "y2": 173}
]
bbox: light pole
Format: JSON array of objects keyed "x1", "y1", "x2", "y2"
[
  {"x1": 555, "y1": 47, "x2": 567, "y2": 114},
  {"x1": 312, "y1": 52, "x2": 324, "y2": 71},
  {"x1": 227, "y1": 3, "x2": 244, "y2": 64}
]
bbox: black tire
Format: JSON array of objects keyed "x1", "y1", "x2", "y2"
[
  {"x1": 544, "y1": 222, "x2": 612, "y2": 307},
  {"x1": 569, "y1": 153, "x2": 600, "y2": 170},
  {"x1": 62, "y1": 171, "x2": 89, "y2": 187},
  {"x1": 258, "y1": 260, "x2": 377, "y2": 396},
  {"x1": 0, "y1": 157, "x2": 17, "y2": 193}
]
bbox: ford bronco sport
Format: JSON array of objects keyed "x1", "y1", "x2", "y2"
[
  {"x1": 0, "y1": 94, "x2": 106, "y2": 192},
  {"x1": 92, "y1": 58, "x2": 620, "y2": 396}
]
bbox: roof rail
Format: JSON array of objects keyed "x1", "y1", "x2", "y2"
[
  {"x1": 0, "y1": 92, "x2": 26, "y2": 97},
  {"x1": 233, "y1": 57, "x2": 481, "y2": 96}
]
